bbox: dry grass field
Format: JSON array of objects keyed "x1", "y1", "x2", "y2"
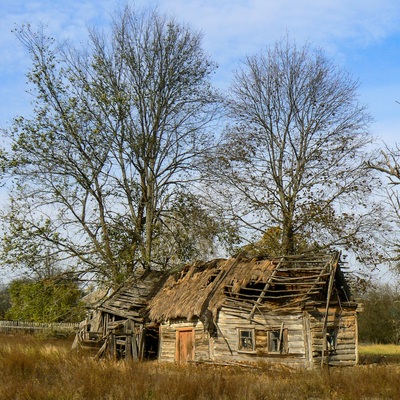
[{"x1": 0, "y1": 335, "x2": 399, "y2": 400}]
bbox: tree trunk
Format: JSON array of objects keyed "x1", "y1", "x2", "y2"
[{"x1": 282, "y1": 221, "x2": 295, "y2": 255}]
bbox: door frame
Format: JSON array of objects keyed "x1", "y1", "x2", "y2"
[{"x1": 175, "y1": 328, "x2": 195, "y2": 364}]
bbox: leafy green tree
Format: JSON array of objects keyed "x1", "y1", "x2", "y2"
[
  {"x1": 207, "y1": 36, "x2": 386, "y2": 264},
  {"x1": 0, "y1": 284, "x2": 11, "y2": 319},
  {"x1": 0, "y1": 209, "x2": 67, "y2": 278},
  {"x1": 358, "y1": 284, "x2": 400, "y2": 344},
  {"x1": 240, "y1": 227, "x2": 315, "y2": 258},
  {"x1": 6, "y1": 277, "x2": 85, "y2": 323},
  {"x1": 154, "y1": 191, "x2": 239, "y2": 265},
  {"x1": 1, "y1": 6, "x2": 229, "y2": 285}
]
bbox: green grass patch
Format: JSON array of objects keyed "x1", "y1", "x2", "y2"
[
  {"x1": 359, "y1": 343, "x2": 400, "y2": 364},
  {"x1": 359, "y1": 343, "x2": 400, "y2": 356}
]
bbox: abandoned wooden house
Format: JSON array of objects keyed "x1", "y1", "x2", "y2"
[
  {"x1": 72, "y1": 269, "x2": 167, "y2": 361},
  {"x1": 148, "y1": 252, "x2": 359, "y2": 368},
  {"x1": 74, "y1": 252, "x2": 360, "y2": 368}
]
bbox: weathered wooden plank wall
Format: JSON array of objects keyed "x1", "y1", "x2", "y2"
[
  {"x1": 159, "y1": 320, "x2": 209, "y2": 363},
  {"x1": 158, "y1": 305, "x2": 358, "y2": 368},
  {"x1": 212, "y1": 308, "x2": 308, "y2": 367},
  {"x1": 159, "y1": 309, "x2": 310, "y2": 367},
  {"x1": 308, "y1": 307, "x2": 358, "y2": 367}
]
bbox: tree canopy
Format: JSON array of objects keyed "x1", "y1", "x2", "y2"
[
  {"x1": 358, "y1": 283, "x2": 400, "y2": 344},
  {"x1": 0, "y1": 12, "x2": 391, "y2": 287},
  {"x1": 239, "y1": 227, "x2": 315, "y2": 258},
  {"x1": 368, "y1": 143, "x2": 400, "y2": 265},
  {"x1": 1, "y1": 7, "x2": 232, "y2": 285},
  {"x1": 6, "y1": 277, "x2": 85, "y2": 323},
  {"x1": 206, "y1": 37, "x2": 385, "y2": 264}
]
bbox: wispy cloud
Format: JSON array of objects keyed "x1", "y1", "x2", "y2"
[
  {"x1": 142, "y1": 0, "x2": 400, "y2": 53},
  {"x1": 3, "y1": 0, "x2": 399, "y2": 74},
  {"x1": 0, "y1": 0, "x2": 112, "y2": 124}
]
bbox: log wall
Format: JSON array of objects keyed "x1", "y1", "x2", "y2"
[
  {"x1": 307, "y1": 306, "x2": 358, "y2": 367},
  {"x1": 158, "y1": 305, "x2": 359, "y2": 368},
  {"x1": 159, "y1": 308, "x2": 310, "y2": 367},
  {"x1": 159, "y1": 320, "x2": 210, "y2": 363},
  {"x1": 211, "y1": 307, "x2": 309, "y2": 368}
]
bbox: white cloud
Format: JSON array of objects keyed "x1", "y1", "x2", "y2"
[
  {"x1": 161, "y1": 1, "x2": 399, "y2": 58},
  {"x1": 0, "y1": 0, "x2": 113, "y2": 124}
]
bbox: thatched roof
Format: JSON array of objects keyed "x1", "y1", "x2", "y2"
[{"x1": 148, "y1": 253, "x2": 354, "y2": 322}]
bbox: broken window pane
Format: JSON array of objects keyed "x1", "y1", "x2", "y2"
[
  {"x1": 326, "y1": 327, "x2": 337, "y2": 352},
  {"x1": 238, "y1": 329, "x2": 254, "y2": 351},
  {"x1": 268, "y1": 331, "x2": 281, "y2": 353}
]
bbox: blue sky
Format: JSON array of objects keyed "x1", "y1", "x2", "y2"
[{"x1": 1, "y1": 0, "x2": 400, "y2": 146}]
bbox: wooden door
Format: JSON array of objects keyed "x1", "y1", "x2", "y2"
[{"x1": 176, "y1": 329, "x2": 194, "y2": 364}]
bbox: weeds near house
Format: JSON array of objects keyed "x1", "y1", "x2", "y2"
[{"x1": 1, "y1": 335, "x2": 400, "y2": 399}]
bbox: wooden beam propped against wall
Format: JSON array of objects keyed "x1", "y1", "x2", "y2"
[{"x1": 320, "y1": 252, "x2": 340, "y2": 368}]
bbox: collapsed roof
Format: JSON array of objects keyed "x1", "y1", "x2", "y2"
[
  {"x1": 95, "y1": 270, "x2": 168, "y2": 322},
  {"x1": 148, "y1": 252, "x2": 354, "y2": 322}
]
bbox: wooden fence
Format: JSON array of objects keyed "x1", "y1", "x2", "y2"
[{"x1": 0, "y1": 320, "x2": 79, "y2": 335}]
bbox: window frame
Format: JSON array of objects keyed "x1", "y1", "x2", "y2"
[
  {"x1": 236, "y1": 327, "x2": 289, "y2": 354},
  {"x1": 267, "y1": 328, "x2": 288, "y2": 354},
  {"x1": 237, "y1": 328, "x2": 256, "y2": 353},
  {"x1": 326, "y1": 326, "x2": 338, "y2": 353},
  {"x1": 268, "y1": 330, "x2": 281, "y2": 353}
]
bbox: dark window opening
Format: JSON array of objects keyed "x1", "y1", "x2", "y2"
[
  {"x1": 268, "y1": 329, "x2": 288, "y2": 354},
  {"x1": 326, "y1": 327, "x2": 337, "y2": 353},
  {"x1": 143, "y1": 327, "x2": 159, "y2": 360},
  {"x1": 206, "y1": 273, "x2": 219, "y2": 286},
  {"x1": 240, "y1": 282, "x2": 266, "y2": 295},
  {"x1": 228, "y1": 282, "x2": 267, "y2": 302},
  {"x1": 268, "y1": 331, "x2": 280, "y2": 352},
  {"x1": 264, "y1": 284, "x2": 287, "y2": 299}
]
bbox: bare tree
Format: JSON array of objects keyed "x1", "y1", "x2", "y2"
[
  {"x1": 1, "y1": 7, "x2": 228, "y2": 285},
  {"x1": 368, "y1": 143, "x2": 400, "y2": 263},
  {"x1": 369, "y1": 144, "x2": 400, "y2": 183},
  {"x1": 208, "y1": 37, "x2": 386, "y2": 263}
]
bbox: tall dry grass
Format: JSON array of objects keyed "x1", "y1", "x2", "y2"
[{"x1": 0, "y1": 335, "x2": 399, "y2": 399}]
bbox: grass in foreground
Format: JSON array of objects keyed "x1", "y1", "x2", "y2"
[{"x1": 1, "y1": 335, "x2": 400, "y2": 399}]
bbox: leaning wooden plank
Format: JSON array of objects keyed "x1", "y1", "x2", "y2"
[
  {"x1": 132, "y1": 332, "x2": 139, "y2": 361},
  {"x1": 94, "y1": 339, "x2": 108, "y2": 360},
  {"x1": 125, "y1": 335, "x2": 132, "y2": 361},
  {"x1": 109, "y1": 334, "x2": 117, "y2": 359}
]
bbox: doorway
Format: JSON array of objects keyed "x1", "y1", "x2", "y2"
[
  {"x1": 143, "y1": 326, "x2": 160, "y2": 360},
  {"x1": 176, "y1": 329, "x2": 195, "y2": 364}
]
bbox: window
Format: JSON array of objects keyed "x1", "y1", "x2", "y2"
[
  {"x1": 326, "y1": 327, "x2": 337, "y2": 353},
  {"x1": 238, "y1": 328, "x2": 288, "y2": 354},
  {"x1": 268, "y1": 329, "x2": 288, "y2": 353},
  {"x1": 238, "y1": 329, "x2": 255, "y2": 351},
  {"x1": 268, "y1": 331, "x2": 281, "y2": 353}
]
